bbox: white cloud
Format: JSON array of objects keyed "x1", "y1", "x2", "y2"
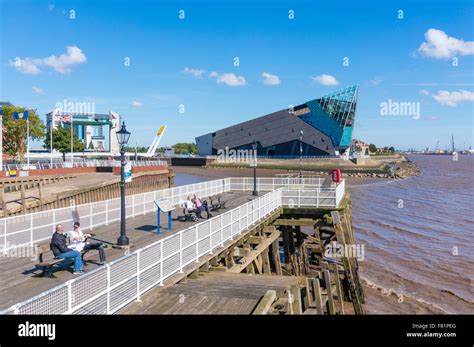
[
  {"x1": 43, "y1": 46, "x2": 87, "y2": 74},
  {"x1": 312, "y1": 74, "x2": 339, "y2": 86},
  {"x1": 417, "y1": 29, "x2": 474, "y2": 59},
  {"x1": 419, "y1": 89, "x2": 430, "y2": 96},
  {"x1": 131, "y1": 101, "x2": 144, "y2": 108},
  {"x1": 9, "y1": 45, "x2": 86, "y2": 75},
  {"x1": 182, "y1": 67, "x2": 205, "y2": 78},
  {"x1": 261, "y1": 72, "x2": 281, "y2": 85},
  {"x1": 32, "y1": 86, "x2": 45, "y2": 95},
  {"x1": 210, "y1": 72, "x2": 247, "y2": 87},
  {"x1": 9, "y1": 58, "x2": 43, "y2": 75},
  {"x1": 432, "y1": 90, "x2": 474, "y2": 107}
]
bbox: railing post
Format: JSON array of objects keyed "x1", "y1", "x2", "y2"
[
  {"x1": 179, "y1": 232, "x2": 183, "y2": 273},
  {"x1": 220, "y1": 214, "x2": 224, "y2": 247},
  {"x1": 208, "y1": 221, "x2": 213, "y2": 255},
  {"x1": 159, "y1": 241, "x2": 164, "y2": 285},
  {"x1": 136, "y1": 251, "x2": 142, "y2": 302},
  {"x1": 316, "y1": 187, "x2": 319, "y2": 208},
  {"x1": 106, "y1": 264, "x2": 111, "y2": 314},
  {"x1": 195, "y1": 226, "x2": 199, "y2": 262},
  {"x1": 67, "y1": 280, "x2": 73, "y2": 313}
]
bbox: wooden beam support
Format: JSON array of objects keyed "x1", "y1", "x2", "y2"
[
  {"x1": 228, "y1": 231, "x2": 280, "y2": 273},
  {"x1": 273, "y1": 218, "x2": 317, "y2": 227},
  {"x1": 253, "y1": 290, "x2": 277, "y2": 315},
  {"x1": 324, "y1": 270, "x2": 336, "y2": 315}
]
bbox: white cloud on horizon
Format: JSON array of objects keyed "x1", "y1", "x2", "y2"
[
  {"x1": 417, "y1": 28, "x2": 474, "y2": 59},
  {"x1": 261, "y1": 72, "x2": 281, "y2": 85},
  {"x1": 312, "y1": 74, "x2": 339, "y2": 86},
  {"x1": 182, "y1": 67, "x2": 205, "y2": 78},
  {"x1": 9, "y1": 45, "x2": 87, "y2": 75},
  {"x1": 131, "y1": 100, "x2": 144, "y2": 108},
  {"x1": 32, "y1": 86, "x2": 45, "y2": 95},
  {"x1": 432, "y1": 90, "x2": 474, "y2": 107}
]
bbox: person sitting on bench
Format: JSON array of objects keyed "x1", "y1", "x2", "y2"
[
  {"x1": 50, "y1": 224, "x2": 84, "y2": 275},
  {"x1": 69, "y1": 221, "x2": 106, "y2": 265},
  {"x1": 192, "y1": 194, "x2": 213, "y2": 219}
]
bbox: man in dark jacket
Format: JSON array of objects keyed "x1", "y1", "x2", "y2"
[{"x1": 50, "y1": 224, "x2": 84, "y2": 274}]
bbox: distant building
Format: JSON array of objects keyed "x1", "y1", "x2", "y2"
[
  {"x1": 351, "y1": 139, "x2": 370, "y2": 156},
  {"x1": 196, "y1": 86, "x2": 359, "y2": 156},
  {"x1": 45, "y1": 111, "x2": 121, "y2": 152}
]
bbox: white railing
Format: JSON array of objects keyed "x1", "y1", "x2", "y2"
[
  {"x1": 1, "y1": 189, "x2": 282, "y2": 315},
  {"x1": 0, "y1": 177, "x2": 342, "y2": 254},
  {"x1": 1, "y1": 160, "x2": 167, "y2": 171},
  {"x1": 0, "y1": 179, "x2": 228, "y2": 253}
]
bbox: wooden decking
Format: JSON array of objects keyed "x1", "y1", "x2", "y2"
[
  {"x1": 0, "y1": 191, "x2": 257, "y2": 311},
  {"x1": 120, "y1": 272, "x2": 304, "y2": 314}
]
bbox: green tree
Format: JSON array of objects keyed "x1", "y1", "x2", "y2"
[
  {"x1": 1, "y1": 105, "x2": 45, "y2": 160},
  {"x1": 388, "y1": 146, "x2": 395, "y2": 153},
  {"x1": 369, "y1": 144, "x2": 377, "y2": 153},
  {"x1": 173, "y1": 142, "x2": 197, "y2": 154},
  {"x1": 44, "y1": 127, "x2": 85, "y2": 161}
]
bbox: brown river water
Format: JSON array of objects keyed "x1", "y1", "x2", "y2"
[
  {"x1": 350, "y1": 154, "x2": 474, "y2": 314},
  {"x1": 173, "y1": 154, "x2": 474, "y2": 314}
]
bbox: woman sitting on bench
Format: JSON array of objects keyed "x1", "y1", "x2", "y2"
[
  {"x1": 69, "y1": 221, "x2": 106, "y2": 265},
  {"x1": 192, "y1": 194, "x2": 213, "y2": 219}
]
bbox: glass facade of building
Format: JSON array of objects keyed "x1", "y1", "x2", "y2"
[{"x1": 196, "y1": 85, "x2": 359, "y2": 156}]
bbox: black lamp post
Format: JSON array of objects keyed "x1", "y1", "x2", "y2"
[
  {"x1": 116, "y1": 121, "x2": 131, "y2": 246},
  {"x1": 299, "y1": 130, "x2": 303, "y2": 179},
  {"x1": 252, "y1": 140, "x2": 258, "y2": 196}
]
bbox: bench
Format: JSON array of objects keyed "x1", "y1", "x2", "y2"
[
  {"x1": 180, "y1": 205, "x2": 200, "y2": 222},
  {"x1": 35, "y1": 244, "x2": 89, "y2": 278},
  {"x1": 35, "y1": 235, "x2": 102, "y2": 278},
  {"x1": 207, "y1": 194, "x2": 226, "y2": 211}
]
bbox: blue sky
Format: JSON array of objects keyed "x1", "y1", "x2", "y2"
[{"x1": 1, "y1": 0, "x2": 473, "y2": 150}]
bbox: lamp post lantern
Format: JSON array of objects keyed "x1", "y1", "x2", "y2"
[
  {"x1": 116, "y1": 121, "x2": 131, "y2": 246},
  {"x1": 252, "y1": 140, "x2": 258, "y2": 196}
]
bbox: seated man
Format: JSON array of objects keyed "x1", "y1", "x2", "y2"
[
  {"x1": 50, "y1": 224, "x2": 84, "y2": 275},
  {"x1": 192, "y1": 194, "x2": 213, "y2": 219},
  {"x1": 69, "y1": 222, "x2": 106, "y2": 265}
]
